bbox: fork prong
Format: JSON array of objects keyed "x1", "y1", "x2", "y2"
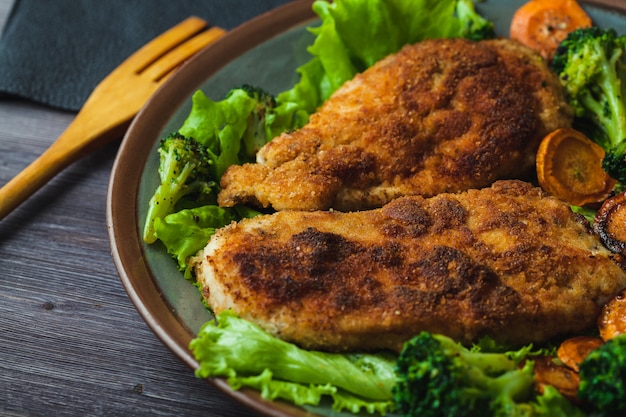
[
  {"x1": 123, "y1": 16, "x2": 209, "y2": 73},
  {"x1": 141, "y1": 26, "x2": 226, "y2": 82}
]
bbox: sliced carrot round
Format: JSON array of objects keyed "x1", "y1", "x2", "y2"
[
  {"x1": 510, "y1": 0, "x2": 592, "y2": 61},
  {"x1": 598, "y1": 289, "x2": 626, "y2": 341},
  {"x1": 536, "y1": 127, "x2": 617, "y2": 206}
]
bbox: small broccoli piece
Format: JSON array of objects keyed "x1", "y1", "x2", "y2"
[
  {"x1": 236, "y1": 84, "x2": 277, "y2": 160},
  {"x1": 533, "y1": 385, "x2": 586, "y2": 417},
  {"x1": 578, "y1": 333, "x2": 626, "y2": 417},
  {"x1": 392, "y1": 332, "x2": 537, "y2": 417},
  {"x1": 551, "y1": 27, "x2": 626, "y2": 184},
  {"x1": 602, "y1": 150, "x2": 626, "y2": 185},
  {"x1": 455, "y1": 0, "x2": 496, "y2": 41},
  {"x1": 143, "y1": 132, "x2": 215, "y2": 243}
]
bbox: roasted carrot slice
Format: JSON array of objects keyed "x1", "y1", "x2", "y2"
[
  {"x1": 557, "y1": 336, "x2": 604, "y2": 372},
  {"x1": 510, "y1": 0, "x2": 592, "y2": 61},
  {"x1": 598, "y1": 289, "x2": 626, "y2": 341},
  {"x1": 594, "y1": 191, "x2": 626, "y2": 255},
  {"x1": 533, "y1": 355, "x2": 581, "y2": 402},
  {"x1": 536, "y1": 127, "x2": 617, "y2": 206}
]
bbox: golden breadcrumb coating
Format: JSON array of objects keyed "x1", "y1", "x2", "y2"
[
  {"x1": 194, "y1": 180, "x2": 626, "y2": 352},
  {"x1": 218, "y1": 38, "x2": 572, "y2": 212}
]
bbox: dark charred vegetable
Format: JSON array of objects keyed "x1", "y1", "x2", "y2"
[
  {"x1": 593, "y1": 191, "x2": 626, "y2": 255},
  {"x1": 533, "y1": 356, "x2": 581, "y2": 403}
]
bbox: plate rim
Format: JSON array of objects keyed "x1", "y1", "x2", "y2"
[
  {"x1": 106, "y1": 1, "x2": 626, "y2": 416},
  {"x1": 585, "y1": 0, "x2": 626, "y2": 11}
]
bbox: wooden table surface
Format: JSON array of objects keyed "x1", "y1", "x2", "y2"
[{"x1": 0, "y1": 1, "x2": 264, "y2": 415}]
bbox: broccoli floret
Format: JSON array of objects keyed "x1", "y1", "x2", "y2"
[
  {"x1": 235, "y1": 84, "x2": 277, "y2": 160},
  {"x1": 551, "y1": 27, "x2": 626, "y2": 184},
  {"x1": 392, "y1": 332, "x2": 537, "y2": 417},
  {"x1": 455, "y1": 0, "x2": 495, "y2": 41},
  {"x1": 578, "y1": 333, "x2": 626, "y2": 417},
  {"x1": 143, "y1": 132, "x2": 215, "y2": 243}
]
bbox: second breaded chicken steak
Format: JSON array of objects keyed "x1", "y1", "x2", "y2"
[
  {"x1": 193, "y1": 180, "x2": 626, "y2": 353},
  {"x1": 218, "y1": 38, "x2": 573, "y2": 212}
]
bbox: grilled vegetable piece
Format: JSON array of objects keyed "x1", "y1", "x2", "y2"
[
  {"x1": 598, "y1": 289, "x2": 626, "y2": 342},
  {"x1": 557, "y1": 336, "x2": 604, "y2": 372},
  {"x1": 593, "y1": 191, "x2": 626, "y2": 255},
  {"x1": 533, "y1": 356, "x2": 581, "y2": 402}
]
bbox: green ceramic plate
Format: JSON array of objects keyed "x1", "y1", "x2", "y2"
[{"x1": 108, "y1": 1, "x2": 626, "y2": 416}]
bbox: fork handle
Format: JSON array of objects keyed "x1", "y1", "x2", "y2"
[{"x1": 0, "y1": 115, "x2": 129, "y2": 220}]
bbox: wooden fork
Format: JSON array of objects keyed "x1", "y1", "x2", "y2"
[{"x1": 0, "y1": 17, "x2": 225, "y2": 220}]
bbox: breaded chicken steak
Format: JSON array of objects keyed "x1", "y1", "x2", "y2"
[
  {"x1": 193, "y1": 180, "x2": 626, "y2": 352},
  {"x1": 218, "y1": 38, "x2": 572, "y2": 212}
]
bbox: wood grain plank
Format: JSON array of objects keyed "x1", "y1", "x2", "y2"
[{"x1": 0, "y1": 99, "x2": 264, "y2": 417}]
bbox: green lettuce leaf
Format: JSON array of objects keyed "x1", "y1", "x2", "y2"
[
  {"x1": 571, "y1": 204, "x2": 596, "y2": 224},
  {"x1": 178, "y1": 88, "x2": 297, "y2": 179},
  {"x1": 153, "y1": 205, "x2": 237, "y2": 274},
  {"x1": 276, "y1": 0, "x2": 494, "y2": 113},
  {"x1": 154, "y1": 204, "x2": 261, "y2": 278},
  {"x1": 190, "y1": 311, "x2": 396, "y2": 414},
  {"x1": 179, "y1": 89, "x2": 249, "y2": 178}
]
